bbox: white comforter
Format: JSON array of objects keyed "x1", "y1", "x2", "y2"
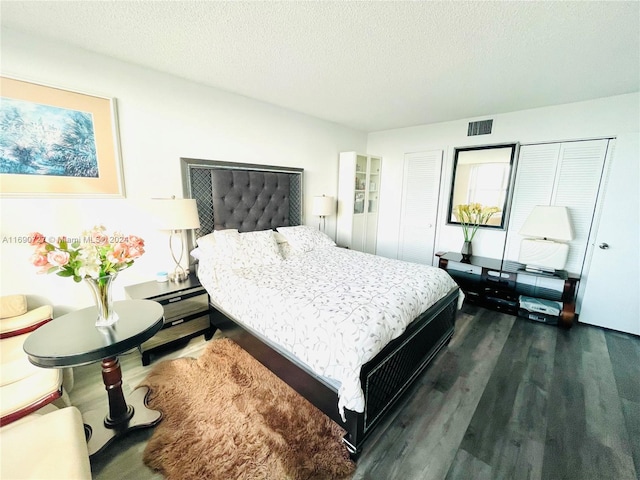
[{"x1": 198, "y1": 246, "x2": 458, "y2": 417}]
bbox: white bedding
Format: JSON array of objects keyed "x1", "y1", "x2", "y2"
[{"x1": 197, "y1": 244, "x2": 459, "y2": 417}]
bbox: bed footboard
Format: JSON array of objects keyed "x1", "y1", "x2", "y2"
[
  {"x1": 343, "y1": 286, "x2": 458, "y2": 454},
  {"x1": 209, "y1": 287, "x2": 459, "y2": 457}
]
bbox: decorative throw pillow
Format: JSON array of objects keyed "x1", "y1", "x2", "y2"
[
  {"x1": 0, "y1": 294, "x2": 27, "y2": 319},
  {"x1": 239, "y1": 230, "x2": 283, "y2": 267},
  {"x1": 276, "y1": 225, "x2": 336, "y2": 254}
]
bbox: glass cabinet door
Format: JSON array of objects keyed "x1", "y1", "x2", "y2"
[
  {"x1": 354, "y1": 155, "x2": 367, "y2": 214},
  {"x1": 367, "y1": 157, "x2": 381, "y2": 213}
]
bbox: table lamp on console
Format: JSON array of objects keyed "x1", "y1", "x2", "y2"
[
  {"x1": 518, "y1": 205, "x2": 574, "y2": 274},
  {"x1": 154, "y1": 196, "x2": 201, "y2": 282}
]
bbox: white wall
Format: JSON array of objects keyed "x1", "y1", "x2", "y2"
[
  {"x1": 368, "y1": 93, "x2": 639, "y2": 332},
  {"x1": 0, "y1": 28, "x2": 367, "y2": 314},
  {"x1": 368, "y1": 93, "x2": 639, "y2": 262}
]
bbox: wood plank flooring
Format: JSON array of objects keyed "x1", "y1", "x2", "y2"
[{"x1": 70, "y1": 305, "x2": 640, "y2": 480}]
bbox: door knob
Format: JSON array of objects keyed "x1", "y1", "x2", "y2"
[{"x1": 599, "y1": 243, "x2": 610, "y2": 250}]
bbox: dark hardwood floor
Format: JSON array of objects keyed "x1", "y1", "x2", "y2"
[{"x1": 71, "y1": 305, "x2": 640, "y2": 480}]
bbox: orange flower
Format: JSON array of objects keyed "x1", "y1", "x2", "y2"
[{"x1": 29, "y1": 232, "x2": 46, "y2": 246}]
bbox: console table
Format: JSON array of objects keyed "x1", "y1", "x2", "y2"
[
  {"x1": 436, "y1": 252, "x2": 579, "y2": 328},
  {"x1": 23, "y1": 300, "x2": 164, "y2": 456}
]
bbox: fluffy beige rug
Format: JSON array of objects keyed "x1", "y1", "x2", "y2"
[{"x1": 140, "y1": 338, "x2": 355, "y2": 480}]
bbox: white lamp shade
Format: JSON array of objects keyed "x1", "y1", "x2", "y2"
[
  {"x1": 312, "y1": 195, "x2": 335, "y2": 217},
  {"x1": 519, "y1": 206, "x2": 573, "y2": 241},
  {"x1": 153, "y1": 198, "x2": 201, "y2": 230}
]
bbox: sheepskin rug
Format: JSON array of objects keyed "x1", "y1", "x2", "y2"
[{"x1": 140, "y1": 338, "x2": 355, "y2": 480}]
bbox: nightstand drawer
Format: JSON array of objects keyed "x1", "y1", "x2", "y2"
[
  {"x1": 124, "y1": 277, "x2": 215, "y2": 366},
  {"x1": 162, "y1": 293, "x2": 208, "y2": 322},
  {"x1": 141, "y1": 314, "x2": 210, "y2": 351}
]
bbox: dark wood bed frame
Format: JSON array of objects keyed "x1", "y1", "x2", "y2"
[{"x1": 181, "y1": 157, "x2": 460, "y2": 456}]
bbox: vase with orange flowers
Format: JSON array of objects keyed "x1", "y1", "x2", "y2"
[{"x1": 29, "y1": 225, "x2": 145, "y2": 327}]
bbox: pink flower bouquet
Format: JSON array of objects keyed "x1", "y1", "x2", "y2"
[{"x1": 29, "y1": 225, "x2": 145, "y2": 281}]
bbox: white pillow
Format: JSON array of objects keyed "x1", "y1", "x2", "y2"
[
  {"x1": 272, "y1": 230, "x2": 293, "y2": 259},
  {"x1": 277, "y1": 241, "x2": 294, "y2": 260},
  {"x1": 273, "y1": 231, "x2": 288, "y2": 244},
  {"x1": 212, "y1": 229, "x2": 244, "y2": 269},
  {"x1": 195, "y1": 233, "x2": 216, "y2": 254},
  {"x1": 239, "y1": 230, "x2": 283, "y2": 267},
  {"x1": 276, "y1": 225, "x2": 336, "y2": 254},
  {"x1": 209, "y1": 228, "x2": 284, "y2": 269}
]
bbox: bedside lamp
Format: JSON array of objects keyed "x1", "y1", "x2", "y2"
[
  {"x1": 154, "y1": 197, "x2": 201, "y2": 282},
  {"x1": 518, "y1": 205, "x2": 574, "y2": 273},
  {"x1": 312, "y1": 195, "x2": 334, "y2": 233}
]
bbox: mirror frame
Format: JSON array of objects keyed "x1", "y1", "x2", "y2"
[{"x1": 447, "y1": 142, "x2": 519, "y2": 230}]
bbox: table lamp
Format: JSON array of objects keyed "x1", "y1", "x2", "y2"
[
  {"x1": 155, "y1": 196, "x2": 200, "y2": 282},
  {"x1": 518, "y1": 205, "x2": 574, "y2": 273},
  {"x1": 312, "y1": 195, "x2": 334, "y2": 232}
]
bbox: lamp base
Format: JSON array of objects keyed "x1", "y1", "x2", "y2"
[
  {"x1": 523, "y1": 265, "x2": 557, "y2": 275},
  {"x1": 169, "y1": 270, "x2": 189, "y2": 283},
  {"x1": 518, "y1": 238, "x2": 569, "y2": 272},
  {"x1": 169, "y1": 230, "x2": 189, "y2": 282}
]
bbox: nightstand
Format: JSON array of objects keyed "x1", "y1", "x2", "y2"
[{"x1": 124, "y1": 277, "x2": 215, "y2": 365}]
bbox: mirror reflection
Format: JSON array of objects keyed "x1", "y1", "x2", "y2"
[{"x1": 448, "y1": 143, "x2": 518, "y2": 229}]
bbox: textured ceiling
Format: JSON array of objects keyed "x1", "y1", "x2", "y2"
[{"x1": 1, "y1": 1, "x2": 638, "y2": 132}]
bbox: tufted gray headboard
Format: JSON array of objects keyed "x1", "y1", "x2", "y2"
[{"x1": 181, "y1": 158, "x2": 303, "y2": 244}]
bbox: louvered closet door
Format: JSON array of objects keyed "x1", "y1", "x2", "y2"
[
  {"x1": 505, "y1": 139, "x2": 609, "y2": 275},
  {"x1": 504, "y1": 143, "x2": 560, "y2": 263},
  {"x1": 553, "y1": 140, "x2": 609, "y2": 274},
  {"x1": 397, "y1": 150, "x2": 443, "y2": 265}
]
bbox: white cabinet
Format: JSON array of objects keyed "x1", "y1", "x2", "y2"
[{"x1": 337, "y1": 152, "x2": 382, "y2": 254}]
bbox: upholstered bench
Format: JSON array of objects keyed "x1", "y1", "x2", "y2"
[{"x1": 0, "y1": 406, "x2": 92, "y2": 479}]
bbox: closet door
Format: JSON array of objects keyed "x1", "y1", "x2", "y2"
[
  {"x1": 553, "y1": 140, "x2": 610, "y2": 274},
  {"x1": 503, "y1": 143, "x2": 559, "y2": 262},
  {"x1": 397, "y1": 150, "x2": 443, "y2": 265},
  {"x1": 505, "y1": 139, "x2": 609, "y2": 275},
  {"x1": 579, "y1": 137, "x2": 639, "y2": 335}
]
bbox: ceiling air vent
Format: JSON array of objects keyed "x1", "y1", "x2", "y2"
[{"x1": 467, "y1": 119, "x2": 493, "y2": 136}]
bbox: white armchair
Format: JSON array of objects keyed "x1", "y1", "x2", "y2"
[
  {"x1": 0, "y1": 295, "x2": 68, "y2": 426},
  {"x1": 0, "y1": 406, "x2": 92, "y2": 479}
]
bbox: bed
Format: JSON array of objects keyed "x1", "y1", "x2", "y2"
[{"x1": 181, "y1": 157, "x2": 461, "y2": 456}]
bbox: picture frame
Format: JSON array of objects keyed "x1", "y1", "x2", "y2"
[{"x1": 0, "y1": 76, "x2": 125, "y2": 197}]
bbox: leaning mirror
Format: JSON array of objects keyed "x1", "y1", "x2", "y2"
[{"x1": 447, "y1": 143, "x2": 518, "y2": 230}]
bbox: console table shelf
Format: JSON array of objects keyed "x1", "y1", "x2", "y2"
[{"x1": 436, "y1": 252, "x2": 579, "y2": 328}]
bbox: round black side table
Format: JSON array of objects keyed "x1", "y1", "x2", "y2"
[{"x1": 23, "y1": 300, "x2": 164, "y2": 456}]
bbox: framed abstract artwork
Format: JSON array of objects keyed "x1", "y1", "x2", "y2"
[{"x1": 0, "y1": 76, "x2": 125, "y2": 197}]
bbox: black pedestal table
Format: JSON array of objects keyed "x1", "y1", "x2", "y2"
[{"x1": 23, "y1": 300, "x2": 164, "y2": 456}]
